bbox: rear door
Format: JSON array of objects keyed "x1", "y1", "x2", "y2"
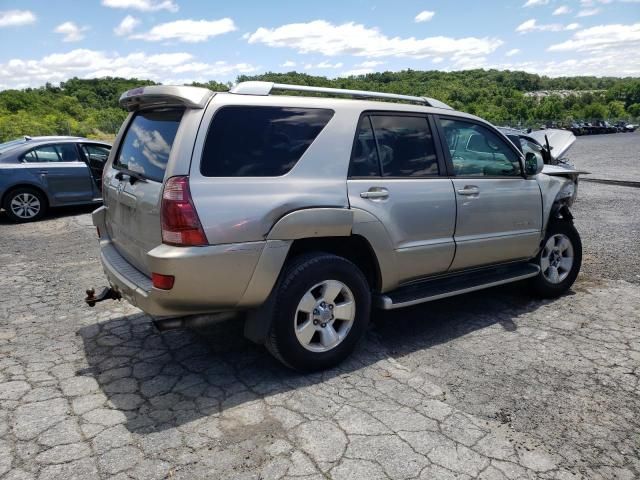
[
  {"x1": 80, "y1": 143, "x2": 111, "y2": 192},
  {"x1": 103, "y1": 109, "x2": 183, "y2": 274},
  {"x1": 22, "y1": 143, "x2": 94, "y2": 203},
  {"x1": 436, "y1": 116, "x2": 542, "y2": 270},
  {"x1": 347, "y1": 113, "x2": 456, "y2": 284}
]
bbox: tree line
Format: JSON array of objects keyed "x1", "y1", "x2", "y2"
[{"x1": 1, "y1": 70, "x2": 639, "y2": 142}]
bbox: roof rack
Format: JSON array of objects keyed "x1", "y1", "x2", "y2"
[{"x1": 229, "y1": 81, "x2": 453, "y2": 110}]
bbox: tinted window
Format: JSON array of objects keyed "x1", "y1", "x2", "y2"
[
  {"x1": 82, "y1": 145, "x2": 110, "y2": 165},
  {"x1": 371, "y1": 116, "x2": 439, "y2": 177},
  {"x1": 440, "y1": 119, "x2": 521, "y2": 177},
  {"x1": 350, "y1": 116, "x2": 380, "y2": 177},
  {"x1": 23, "y1": 144, "x2": 79, "y2": 163},
  {"x1": 114, "y1": 109, "x2": 183, "y2": 182},
  {"x1": 200, "y1": 106, "x2": 333, "y2": 177}
]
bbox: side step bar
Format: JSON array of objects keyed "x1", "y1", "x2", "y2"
[{"x1": 376, "y1": 263, "x2": 540, "y2": 310}]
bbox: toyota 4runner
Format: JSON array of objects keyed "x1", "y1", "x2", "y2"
[{"x1": 88, "y1": 82, "x2": 582, "y2": 371}]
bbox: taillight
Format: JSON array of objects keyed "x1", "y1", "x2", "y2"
[
  {"x1": 152, "y1": 273, "x2": 175, "y2": 290},
  {"x1": 161, "y1": 176, "x2": 207, "y2": 246}
]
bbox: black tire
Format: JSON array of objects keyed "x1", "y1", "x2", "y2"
[
  {"x1": 265, "y1": 252, "x2": 371, "y2": 372},
  {"x1": 530, "y1": 220, "x2": 582, "y2": 298},
  {"x1": 3, "y1": 187, "x2": 47, "y2": 223}
]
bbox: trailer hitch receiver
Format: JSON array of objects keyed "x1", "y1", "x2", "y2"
[{"x1": 85, "y1": 287, "x2": 121, "y2": 307}]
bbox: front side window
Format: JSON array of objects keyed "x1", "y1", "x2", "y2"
[
  {"x1": 440, "y1": 119, "x2": 522, "y2": 177},
  {"x1": 371, "y1": 115, "x2": 439, "y2": 177},
  {"x1": 114, "y1": 109, "x2": 183, "y2": 182},
  {"x1": 22, "y1": 144, "x2": 79, "y2": 163},
  {"x1": 200, "y1": 106, "x2": 334, "y2": 177}
]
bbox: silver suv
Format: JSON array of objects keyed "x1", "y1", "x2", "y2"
[{"x1": 88, "y1": 82, "x2": 582, "y2": 371}]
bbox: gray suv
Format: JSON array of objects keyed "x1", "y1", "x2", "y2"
[
  {"x1": 0, "y1": 136, "x2": 110, "y2": 222},
  {"x1": 89, "y1": 82, "x2": 582, "y2": 371}
]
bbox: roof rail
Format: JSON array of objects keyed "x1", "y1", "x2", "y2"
[{"x1": 229, "y1": 81, "x2": 453, "y2": 110}]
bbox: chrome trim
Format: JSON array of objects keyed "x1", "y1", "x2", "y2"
[{"x1": 376, "y1": 266, "x2": 540, "y2": 310}]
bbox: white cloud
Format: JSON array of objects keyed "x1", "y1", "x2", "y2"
[
  {"x1": 340, "y1": 68, "x2": 375, "y2": 77},
  {"x1": 281, "y1": 60, "x2": 296, "y2": 68},
  {"x1": 0, "y1": 49, "x2": 257, "y2": 90},
  {"x1": 0, "y1": 10, "x2": 36, "y2": 27},
  {"x1": 505, "y1": 48, "x2": 521, "y2": 56},
  {"x1": 577, "y1": 8, "x2": 601, "y2": 16},
  {"x1": 54, "y1": 21, "x2": 88, "y2": 42},
  {"x1": 548, "y1": 22, "x2": 640, "y2": 52},
  {"x1": 490, "y1": 52, "x2": 640, "y2": 76},
  {"x1": 101, "y1": 0, "x2": 178, "y2": 13},
  {"x1": 432, "y1": 57, "x2": 444, "y2": 63},
  {"x1": 523, "y1": 0, "x2": 549, "y2": 6},
  {"x1": 304, "y1": 61, "x2": 343, "y2": 70},
  {"x1": 114, "y1": 15, "x2": 140, "y2": 36},
  {"x1": 357, "y1": 60, "x2": 385, "y2": 68},
  {"x1": 565, "y1": 23, "x2": 581, "y2": 30},
  {"x1": 246, "y1": 20, "x2": 503, "y2": 60},
  {"x1": 516, "y1": 19, "x2": 564, "y2": 33},
  {"x1": 130, "y1": 18, "x2": 236, "y2": 42},
  {"x1": 414, "y1": 11, "x2": 435, "y2": 23},
  {"x1": 553, "y1": 6, "x2": 571, "y2": 15}
]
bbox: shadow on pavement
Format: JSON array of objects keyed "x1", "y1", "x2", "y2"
[
  {"x1": 0, "y1": 203, "x2": 97, "y2": 225},
  {"x1": 77, "y1": 282, "x2": 547, "y2": 434}
]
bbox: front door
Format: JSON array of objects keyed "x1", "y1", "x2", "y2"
[
  {"x1": 347, "y1": 113, "x2": 456, "y2": 284},
  {"x1": 436, "y1": 117, "x2": 542, "y2": 270}
]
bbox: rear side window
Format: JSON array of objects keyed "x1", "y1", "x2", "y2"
[
  {"x1": 349, "y1": 115, "x2": 439, "y2": 177},
  {"x1": 371, "y1": 116, "x2": 439, "y2": 177},
  {"x1": 114, "y1": 109, "x2": 183, "y2": 182},
  {"x1": 22, "y1": 144, "x2": 80, "y2": 163},
  {"x1": 200, "y1": 106, "x2": 334, "y2": 177}
]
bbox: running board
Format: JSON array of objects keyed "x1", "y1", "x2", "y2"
[{"x1": 376, "y1": 263, "x2": 540, "y2": 310}]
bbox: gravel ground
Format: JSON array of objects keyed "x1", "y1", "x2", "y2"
[
  {"x1": 0, "y1": 134, "x2": 639, "y2": 480},
  {"x1": 569, "y1": 131, "x2": 640, "y2": 183}
]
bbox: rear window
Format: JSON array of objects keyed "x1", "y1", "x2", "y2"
[
  {"x1": 114, "y1": 109, "x2": 183, "y2": 182},
  {"x1": 200, "y1": 106, "x2": 334, "y2": 177}
]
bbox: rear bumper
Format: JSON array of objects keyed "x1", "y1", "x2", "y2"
[{"x1": 92, "y1": 206, "x2": 280, "y2": 317}]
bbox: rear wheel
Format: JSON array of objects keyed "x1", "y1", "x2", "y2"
[
  {"x1": 530, "y1": 220, "x2": 582, "y2": 298},
  {"x1": 3, "y1": 188, "x2": 47, "y2": 223},
  {"x1": 266, "y1": 253, "x2": 371, "y2": 372}
]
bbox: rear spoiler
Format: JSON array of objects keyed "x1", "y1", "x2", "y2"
[{"x1": 119, "y1": 85, "x2": 214, "y2": 111}]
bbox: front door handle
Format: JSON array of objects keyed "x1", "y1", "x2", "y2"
[
  {"x1": 38, "y1": 169, "x2": 48, "y2": 174},
  {"x1": 360, "y1": 188, "x2": 389, "y2": 200},
  {"x1": 457, "y1": 185, "x2": 480, "y2": 196}
]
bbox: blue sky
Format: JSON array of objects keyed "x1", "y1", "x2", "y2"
[{"x1": 0, "y1": 0, "x2": 638, "y2": 89}]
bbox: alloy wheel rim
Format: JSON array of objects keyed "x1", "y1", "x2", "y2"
[
  {"x1": 294, "y1": 280, "x2": 356, "y2": 353},
  {"x1": 10, "y1": 193, "x2": 41, "y2": 219},
  {"x1": 540, "y1": 233, "x2": 574, "y2": 284}
]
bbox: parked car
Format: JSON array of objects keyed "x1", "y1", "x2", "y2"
[
  {"x1": 615, "y1": 121, "x2": 637, "y2": 133},
  {"x1": 0, "y1": 136, "x2": 110, "y2": 222},
  {"x1": 87, "y1": 83, "x2": 583, "y2": 371}
]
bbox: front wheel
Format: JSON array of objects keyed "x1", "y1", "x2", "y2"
[
  {"x1": 265, "y1": 253, "x2": 371, "y2": 372},
  {"x1": 530, "y1": 220, "x2": 582, "y2": 298}
]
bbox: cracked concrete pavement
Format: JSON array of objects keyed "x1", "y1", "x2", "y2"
[{"x1": 0, "y1": 133, "x2": 639, "y2": 479}]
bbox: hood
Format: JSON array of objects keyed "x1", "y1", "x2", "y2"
[
  {"x1": 528, "y1": 129, "x2": 576, "y2": 161},
  {"x1": 542, "y1": 164, "x2": 589, "y2": 176}
]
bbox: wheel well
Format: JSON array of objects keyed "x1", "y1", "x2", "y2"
[
  {"x1": 1, "y1": 184, "x2": 49, "y2": 209},
  {"x1": 286, "y1": 235, "x2": 382, "y2": 291}
]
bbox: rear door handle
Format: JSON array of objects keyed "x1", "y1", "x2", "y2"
[
  {"x1": 360, "y1": 188, "x2": 389, "y2": 199},
  {"x1": 457, "y1": 186, "x2": 480, "y2": 196}
]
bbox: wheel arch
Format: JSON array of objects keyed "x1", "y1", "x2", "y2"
[{"x1": 1, "y1": 183, "x2": 50, "y2": 210}]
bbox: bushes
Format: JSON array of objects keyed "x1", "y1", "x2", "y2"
[{"x1": 0, "y1": 72, "x2": 639, "y2": 143}]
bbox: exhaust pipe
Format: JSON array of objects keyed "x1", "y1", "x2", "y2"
[{"x1": 153, "y1": 312, "x2": 240, "y2": 331}]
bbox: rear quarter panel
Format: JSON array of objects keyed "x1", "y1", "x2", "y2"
[{"x1": 188, "y1": 95, "x2": 359, "y2": 245}]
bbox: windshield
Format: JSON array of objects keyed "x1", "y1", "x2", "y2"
[
  {"x1": 0, "y1": 139, "x2": 26, "y2": 154},
  {"x1": 114, "y1": 108, "x2": 183, "y2": 182}
]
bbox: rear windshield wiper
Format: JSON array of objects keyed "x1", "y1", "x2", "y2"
[{"x1": 115, "y1": 169, "x2": 148, "y2": 185}]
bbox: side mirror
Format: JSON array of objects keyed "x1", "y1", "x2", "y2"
[{"x1": 524, "y1": 152, "x2": 544, "y2": 176}]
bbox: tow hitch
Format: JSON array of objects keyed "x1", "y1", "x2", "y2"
[{"x1": 85, "y1": 287, "x2": 121, "y2": 307}]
